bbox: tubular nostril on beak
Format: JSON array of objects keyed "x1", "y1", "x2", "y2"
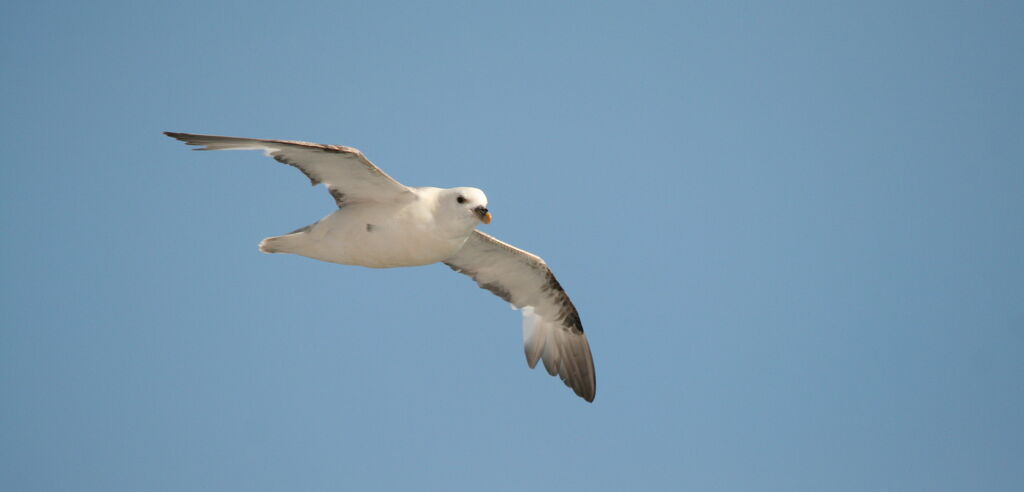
[{"x1": 474, "y1": 205, "x2": 491, "y2": 224}]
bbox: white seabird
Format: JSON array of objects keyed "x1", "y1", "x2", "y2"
[{"x1": 165, "y1": 132, "x2": 596, "y2": 402}]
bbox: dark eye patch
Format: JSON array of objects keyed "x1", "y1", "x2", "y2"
[{"x1": 456, "y1": 195, "x2": 466, "y2": 204}]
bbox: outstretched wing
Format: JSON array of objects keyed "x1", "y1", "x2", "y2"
[
  {"x1": 444, "y1": 230, "x2": 596, "y2": 402},
  {"x1": 164, "y1": 132, "x2": 413, "y2": 206}
]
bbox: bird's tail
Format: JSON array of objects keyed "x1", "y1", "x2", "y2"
[{"x1": 259, "y1": 224, "x2": 313, "y2": 254}]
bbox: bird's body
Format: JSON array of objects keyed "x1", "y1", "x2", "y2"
[
  {"x1": 165, "y1": 131, "x2": 596, "y2": 402},
  {"x1": 263, "y1": 187, "x2": 483, "y2": 268}
]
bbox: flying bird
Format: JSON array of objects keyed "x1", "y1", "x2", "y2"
[{"x1": 164, "y1": 132, "x2": 596, "y2": 402}]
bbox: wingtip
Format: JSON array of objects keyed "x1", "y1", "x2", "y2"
[
  {"x1": 163, "y1": 131, "x2": 214, "y2": 150},
  {"x1": 573, "y1": 379, "x2": 597, "y2": 403},
  {"x1": 163, "y1": 131, "x2": 192, "y2": 144}
]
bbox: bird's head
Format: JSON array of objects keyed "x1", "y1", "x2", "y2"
[{"x1": 444, "y1": 187, "x2": 491, "y2": 226}]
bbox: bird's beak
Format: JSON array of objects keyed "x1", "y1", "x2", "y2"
[{"x1": 475, "y1": 206, "x2": 492, "y2": 224}]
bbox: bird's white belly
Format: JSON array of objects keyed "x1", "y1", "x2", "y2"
[{"x1": 296, "y1": 206, "x2": 467, "y2": 268}]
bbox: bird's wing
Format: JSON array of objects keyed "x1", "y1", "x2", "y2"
[
  {"x1": 444, "y1": 230, "x2": 596, "y2": 402},
  {"x1": 164, "y1": 132, "x2": 413, "y2": 206}
]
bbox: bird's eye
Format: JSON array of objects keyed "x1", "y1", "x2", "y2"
[{"x1": 456, "y1": 195, "x2": 466, "y2": 204}]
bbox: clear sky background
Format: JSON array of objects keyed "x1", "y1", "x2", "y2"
[{"x1": 2, "y1": 1, "x2": 1022, "y2": 491}]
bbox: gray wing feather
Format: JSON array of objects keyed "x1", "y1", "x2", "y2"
[
  {"x1": 444, "y1": 230, "x2": 596, "y2": 402},
  {"x1": 164, "y1": 132, "x2": 412, "y2": 206}
]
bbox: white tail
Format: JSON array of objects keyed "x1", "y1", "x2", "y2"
[{"x1": 259, "y1": 233, "x2": 306, "y2": 254}]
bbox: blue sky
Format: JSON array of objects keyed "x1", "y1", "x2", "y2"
[{"x1": 2, "y1": 1, "x2": 1022, "y2": 490}]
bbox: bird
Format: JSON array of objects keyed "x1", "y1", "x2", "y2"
[{"x1": 164, "y1": 132, "x2": 596, "y2": 402}]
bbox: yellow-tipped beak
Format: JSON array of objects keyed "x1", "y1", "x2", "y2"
[{"x1": 482, "y1": 212, "x2": 492, "y2": 224}]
